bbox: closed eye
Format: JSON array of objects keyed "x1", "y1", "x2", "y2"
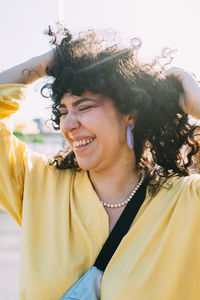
[
  {"x1": 79, "y1": 106, "x2": 93, "y2": 112},
  {"x1": 58, "y1": 105, "x2": 93, "y2": 116}
]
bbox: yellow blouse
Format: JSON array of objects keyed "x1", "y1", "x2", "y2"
[{"x1": 0, "y1": 84, "x2": 200, "y2": 300}]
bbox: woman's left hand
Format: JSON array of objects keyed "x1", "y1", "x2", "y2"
[{"x1": 166, "y1": 67, "x2": 200, "y2": 119}]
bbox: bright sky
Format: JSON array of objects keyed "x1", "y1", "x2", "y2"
[{"x1": 1, "y1": 0, "x2": 200, "y2": 121}]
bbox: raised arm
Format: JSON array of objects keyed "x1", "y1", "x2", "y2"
[
  {"x1": 0, "y1": 50, "x2": 54, "y2": 85},
  {"x1": 0, "y1": 49, "x2": 55, "y2": 224}
]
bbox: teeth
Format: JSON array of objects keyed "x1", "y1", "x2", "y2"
[{"x1": 74, "y1": 138, "x2": 94, "y2": 147}]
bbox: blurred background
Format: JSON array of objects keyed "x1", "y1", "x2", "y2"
[{"x1": 0, "y1": 0, "x2": 200, "y2": 298}]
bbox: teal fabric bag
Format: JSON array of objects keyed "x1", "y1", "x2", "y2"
[
  {"x1": 60, "y1": 266, "x2": 103, "y2": 300},
  {"x1": 60, "y1": 181, "x2": 146, "y2": 300}
]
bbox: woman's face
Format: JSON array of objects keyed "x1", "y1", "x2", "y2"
[{"x1": 60, "y1": 91, "x2": 134, "y2": 172}]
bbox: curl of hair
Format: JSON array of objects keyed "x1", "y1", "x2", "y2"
[{"x1": 42, "y1": 27, "x2": 200, "y2": 195}]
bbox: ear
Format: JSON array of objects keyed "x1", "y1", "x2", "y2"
[{"x1": 124, "y1": 109, "x2": 138, "y2": 130}]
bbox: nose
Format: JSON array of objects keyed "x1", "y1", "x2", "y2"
[{"x1": 60, "y1": 111, "x2": 81, "y2": 132}]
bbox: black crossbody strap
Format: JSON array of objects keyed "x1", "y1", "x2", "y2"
[{"x1": 94, "y1": 180, "x2": 147, "y2": 271}]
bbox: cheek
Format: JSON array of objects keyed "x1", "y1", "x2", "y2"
[
  {"x1": 60, "y1": 119, "x2": 71, "y2": 143},
  {"x1": 59, "y1": 115, "x2": 65, "y2": 126},
  {"x1": 79, "y1": 114, "x2": 101, "y2": 133},
  {"x1": 100, "y1": 122, "x2": 126, "y2": 148},
  {"x1": 59, "y1": 119, "x2": 65, "y2": 135},
  {"x1": 120, "y1": 125, "x2": 128, "y2": 144}
]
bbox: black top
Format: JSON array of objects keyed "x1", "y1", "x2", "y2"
[{"x1": 94, "y1": 180, "x2": 147, "y2": 271}]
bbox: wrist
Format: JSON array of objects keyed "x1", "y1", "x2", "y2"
[
  {"x1": 37, "y1": 50, "x2": 55, "y2": 77},
  {"x1": 27, "y1": 50, "x2": 55, "y2": 80},
  {"x1": 27, "y1": 57, "x2": 46, "y2": 79}
]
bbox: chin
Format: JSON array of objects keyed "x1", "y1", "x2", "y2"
[{"x1": 76, "y1": 157, "x2": 96, "y2": 171}]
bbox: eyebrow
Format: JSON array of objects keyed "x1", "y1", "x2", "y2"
[{"x1": 59, "y1": 97, "x2": 96, "y2": 108}]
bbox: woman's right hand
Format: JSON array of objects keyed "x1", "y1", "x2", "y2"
[
  {"x1": 0, "y1": 49, "x2": 55, "y2": 85},
  {"x1": 166, "y1": 67, "x2": 200, "y2": 119}
]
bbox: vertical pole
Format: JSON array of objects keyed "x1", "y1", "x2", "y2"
[{"x1": 58, "y1": 0, "x2": 64, "y2": 25}]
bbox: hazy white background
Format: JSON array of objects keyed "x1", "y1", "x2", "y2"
[
  {"x1": 1, "y1": 0, "x2": 200, "y2": 121},
  {"x1": 0, "y1": 0, "x2": 200, "y2": 298}
]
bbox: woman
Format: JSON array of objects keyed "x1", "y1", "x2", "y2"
[{"x1": 0, "y1": 29, "x2": 200, "y2": 299}]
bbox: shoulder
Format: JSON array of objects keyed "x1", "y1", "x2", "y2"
[
  {"x1": 24, "y1": 150, "x2": 89, "y2": 186},
  {"x1": 156, "y1": 174, "x2": 200, "y2": 201},
  {"x1": 171, "y1": 174, "x2": 200, "y2": 195},
  {"x1": 146, "y1": 175, "x2": 200, "y2": 220}
]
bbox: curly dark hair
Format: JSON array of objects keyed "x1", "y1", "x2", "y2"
[{"x1": 41, "y1": 26, "x2": 200, "y2": 195}]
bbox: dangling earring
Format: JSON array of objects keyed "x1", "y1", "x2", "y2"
[{"x1": 127, "y1": 125, "x2": 134, "y2": 149}]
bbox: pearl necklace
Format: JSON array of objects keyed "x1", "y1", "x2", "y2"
[{"x1": 100, "y1": 173, "x2": 145, "y2": 208}]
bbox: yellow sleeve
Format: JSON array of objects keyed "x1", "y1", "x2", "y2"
[
  {"x1": 187, "y1": 174, "x2": 200, "y2": 197},
  {"x1": 0, "y1": 84, "x2": 28, "y2": 226},
  {"x1": 0, "y1": 84, "x2": 26, "y2": 119}
]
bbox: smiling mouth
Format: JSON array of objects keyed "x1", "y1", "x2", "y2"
[{"x1": 73, "y1": 138, "x2": 95, "y2": 149}]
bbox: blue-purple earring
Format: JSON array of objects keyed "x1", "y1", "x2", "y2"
[{"x1": 127, "y1": 125, "x2": 134, "y2": 149}]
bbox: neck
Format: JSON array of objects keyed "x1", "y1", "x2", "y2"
[{"x1": 88, "y1": 158, "x2": 140, "y2": 205}]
